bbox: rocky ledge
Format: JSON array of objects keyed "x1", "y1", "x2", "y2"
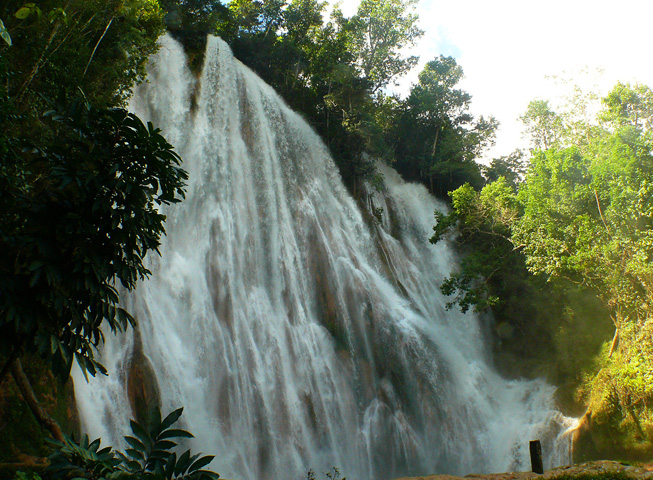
[{"x1": 394, "y1": 461, "x2": 653, "y2": 480}]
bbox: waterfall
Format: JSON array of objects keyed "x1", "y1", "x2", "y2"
[{"x1": 73, "y1": 35, "x2": 574, "y2": 480}]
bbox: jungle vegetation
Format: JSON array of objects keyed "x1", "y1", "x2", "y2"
[
  {"x1": 1, "y1": 0, "x2": 652, "y2": 477},
  {"x1": 432, "y1": 82, "x2": 653, "y2": 459}
]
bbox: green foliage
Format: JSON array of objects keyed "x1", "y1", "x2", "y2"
[
  {"x1": 515, "y1": 85, "x2": 653, "y2": 327},
  {"x1": 430, "y1": 179, "x2": 521, "y2": 313},
  {"x1": 600, "y1": 82, "x2": 653, "y2": 130},
  {"x1": 0, "y1": 99, "x2": 187, "y2": 379},
  {"x1": 13, "y1": 473, "x2": 43, "y2": 480},
  {"x1": 393, "y1": 56, "x2": 496, "y2": 195},
  {"x1": 513, "y1": 147, "x2": 596, "y2": 281},
  {"x1": 438, "y1": 81, "x2": 653, "y2": 452},
  {"x1": 342, "y1": 0, "x2": 422, "y2": 93},
  {"x1": 520, "y1": 99, "x2": 563, "y2": 150},
  {"x1": 579, "y1": 320, "x2": 653, "y2": 447},
  {"x1": 48, "y1": 408, "x2": 220, "y2": 479},
  {"x1": 551, "y1": 473, "x2": 638, "y2": 480},
  {"x1": 1, "y1": 0, "x2": 165, "y2": 109},
  {"x1": 0, "y1": 17, "x2": 12, "y2": 45},
  {"x1": 514, "y1": 127, "x2": 653, "y2": 322},
  {"x1": 160, "y1": 0, "x2": 228, "y2": 54},
  {"x1": 482, "y1": 150, "x2": 527, "y2": 188}
]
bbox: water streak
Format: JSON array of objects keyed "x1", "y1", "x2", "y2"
[{"x1": 73, "y1": 35, "x2": 573, "y2": 480}]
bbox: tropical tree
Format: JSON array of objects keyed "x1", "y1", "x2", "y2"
[
  {"x1": 0, "y1": 0, "x2": 187, "y2": 446},
  {"x1": 283, "y1": 0, "x2": 325, "y2": 44},
  {"x1": 0, "y1": 0, "x2": 165, "y2": 109},
  {"x1": 340, "y1": 0, "x2": 422, "y2": 93},
  {"x1": 393, "y1": 56, "x2": 497, "y2": 194},
  {"x1": 46, "y1": 407, "x2": 219, "y2": 479},
  {"x1": 482, "y1": 149, "x2": 528, "y2": 188},
  {"x1": 430, "y1": 178, "x2": 519, "y2": 312},
  {"x1": 519, "y1": 99, "x2": 563, "y2": 151},
  {"x1": 0, "y1": 99, "x2": 187, "y2": 438},
  {"x1": 600, "y1": 82, "x2": 653, "y2": 130},
  {"x1": 436, "y1": 82, "x2": 653, "y2": 452},
  {"x1": 515, "y1": 83, "x2": 653, "y2": 327},
  {"x1": 408, "y1": 56, "x2": 472, "y2": 155}
]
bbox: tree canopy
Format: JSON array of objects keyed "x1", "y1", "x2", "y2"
[
  {"x1": 0, "y1": 101, "x2": 187, "y2": 380},
  {"x1": 0, "y1": 0, "x2": 189, "y2": 382},
  {"x1": 341, "y1": 0, "x2": 422, "y2": 93},
  {"x1": 0, "y1": 1, "x2": 190, "y2": 459},
  {"x1": 433, "y1": 82, "x2": 653, "y2": 455},
  {"x1": 1, "y1": 0, "x2": 165, "y2": 110},
  {"x1": 393, "y1": 55, "x2": 497, "y2": 195}
]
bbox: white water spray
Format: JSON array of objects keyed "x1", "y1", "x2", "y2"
[{"x1": 73, "y1": 35, "x2": 573, "y2": 480}]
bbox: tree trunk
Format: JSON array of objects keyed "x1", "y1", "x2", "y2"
[
  {"x1": 0, "y1": 336, "x2": 26, "y2": 384},
  {"x1": 608, "y1": 327, "x2": 619, "y2": 358},
  {"x1": 10, "y1": 358, "x2": 65, "y2": 442},
  {"x1": 83, "y1": 16, "x2": 114, "y2": 77},
  {"x1": 431, "y1": 125, "x2": 440, "y2": 157},
  {"x1": 608, "y1": 314, "x2": 621, "y2": 358}
]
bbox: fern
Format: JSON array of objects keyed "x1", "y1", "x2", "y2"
[{"x1": 47, "y1": 407, "x2": 219, "y2": 480}]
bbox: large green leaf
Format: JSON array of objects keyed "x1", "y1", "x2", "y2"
[
  {"x1": 14, "y1": 7, "x2": 32, "y2": 19},
  {"x1": 157, "y1": 428, "x2": 195, "y2": 440},
  {"x1": 158, "y1": 407, "x2": 184, "y2": 433},
  {"x1": 124, "y1": 435, "x2": 147, "y2": 453},
  {"x1": 188, "y1": 455, "x2": 214, "y2": 473},
  {"x1": 130, "y1": 420, "x2": 152, "y2": 448},
  {"x1": 0, "y1": 19, "x2": 11, "y2": 46}
]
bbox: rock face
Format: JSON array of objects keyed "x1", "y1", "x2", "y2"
[{"x1": 394, "y1": 461, "x2": 653, "y2": 480}]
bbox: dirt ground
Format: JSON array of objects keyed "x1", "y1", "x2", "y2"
[{"x1": 394, "y1": 460, "x2": 653, "y2": 480}]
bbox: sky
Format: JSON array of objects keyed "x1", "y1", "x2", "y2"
[{"x1": 335, "y1": 0, "x2": 653, "y2": 161}]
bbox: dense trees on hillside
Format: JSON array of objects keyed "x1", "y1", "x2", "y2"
[
  {"x1": 393, "y1": 55, "x2": 497, "y2": 195},
  {"x1": 433, "y1": 82, "x2": 653, "y2": 458},
  {"x1": 0, "y1": 0, "x2": 165, "y2": 112},
  {"x1": 0, "y1": 0, "x2": 194, "y2": 472}
]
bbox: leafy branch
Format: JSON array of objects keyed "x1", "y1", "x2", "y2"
[{"x1": 48, "y1": 407, "x2": 220, "y2": 480}]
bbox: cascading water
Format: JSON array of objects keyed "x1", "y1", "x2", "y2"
[{"x1": 73, "y1": 35, "x2": 575, "y2": 480}]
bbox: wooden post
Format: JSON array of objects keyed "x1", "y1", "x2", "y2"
[{"x1": 530, "y1": 440, "x2": 544, "y2": 474}]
